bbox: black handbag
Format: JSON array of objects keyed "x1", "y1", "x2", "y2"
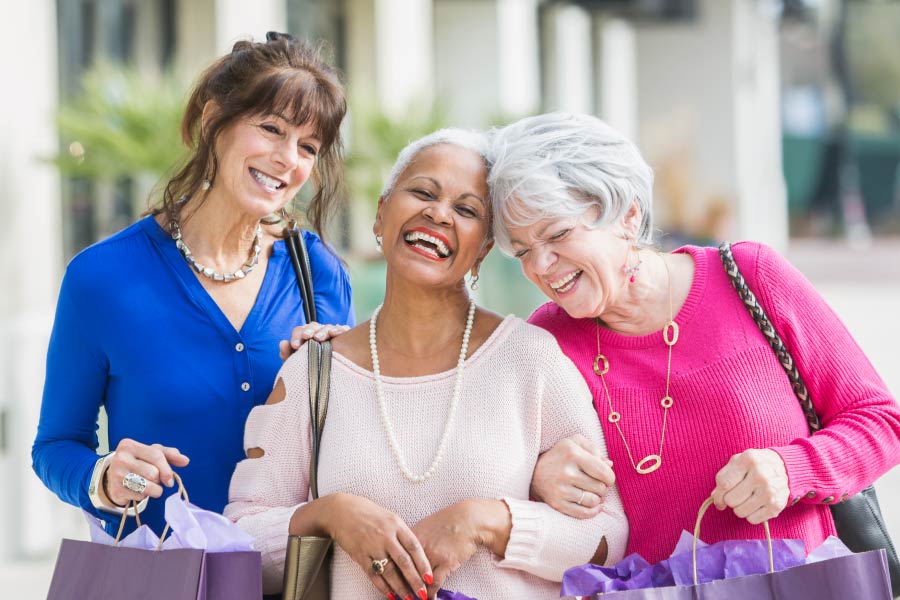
[
  {"x1": 284, "y1": 222, "x2": 317, "y2": 324},
  {"x1": 719, "y1": 241, "x2": 900, "y2": 598}
]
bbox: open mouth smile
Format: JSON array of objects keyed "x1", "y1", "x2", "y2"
[
  {"x1": 549, "y1": 270, "x2": 582, "y2": 294},
  {"x1": 403, "y1": 229, "x2": 453, "y2": 260},
  {"x1": 249, "y1": 167, "x2": 287, "y2": 192}
]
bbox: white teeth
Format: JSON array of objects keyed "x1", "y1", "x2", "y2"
[
  {"x1": 549, "y1": 270, "x2": 581, "y2": 291},
  {"x1": 404, "y1": 231, "x2": 451, "y2": 258},
  {"x1": 251, "y1": 168, "x2": 284, "y2": 191}
]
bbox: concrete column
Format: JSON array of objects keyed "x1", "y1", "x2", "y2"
[
  {"x1": 543, "y1": 3, "x2": 593, "y2": 114},
  {"x1": 0, "y1": 0, "x2": 66, "y2": 558},
  {"x1": 374, "y1": 0, "x2": 434, "y2": 118},
  {"x1": 176, "y1": 0, "x2": 287, "y2": 79},
  {"x1": 595, "y1": 17, "x2": 638, "y2": 142},
  {"x1": 633, "y1": 0, "x2": 786, "y2": 250},
  {"x1": 496, "y1": 0, "x2": 541, "y2": 119}
]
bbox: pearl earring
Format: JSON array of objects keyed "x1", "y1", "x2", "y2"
[{"x1": 470, "y1": 273, "x2": 480, "y2": 291}]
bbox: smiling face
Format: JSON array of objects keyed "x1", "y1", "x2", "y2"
[
  {"x1": 210, "y1": 112, "x2": 321, "y2": 219},
  {"x1": 374, "y1": 143, "x2": 491, "y2": 289},
  {"x1": 508, "y1": 205, "x2": 638, "y2": 319}
]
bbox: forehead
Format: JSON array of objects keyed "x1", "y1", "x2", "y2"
[
  {"x1": 508, "y1": 214, "x2": 579, "y2": 244},
  {"x1": 401, "y1": 144, "x2": 487, "y2": 186}
]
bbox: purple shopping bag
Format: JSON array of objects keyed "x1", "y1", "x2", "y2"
[{"x1": 47, "y1": 539, "x2": 262, "y2": 600}]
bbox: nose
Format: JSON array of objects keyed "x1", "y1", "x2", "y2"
[
  {"x1": 531, "y1": 244, "x2": 557, "y2": 276},
  {"x1": 272, "y1": 138, "x2": 301, "y2": 171},
  {"x1": 423, "y1": 199, "x2": 453, "y2": 225}
]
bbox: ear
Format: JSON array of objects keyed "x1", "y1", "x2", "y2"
[
  {"x1": 372, "y1": 196, "x2": 386, "y2": 237},
  {"x1": 474, "y1": 239, "x2": 495, "y2": 272},
  {"x1": 200, "y1": 100, "x2": 221, "y2": 139},
  {"x1": 621, "y1": 200, "x2": 642, "y2": 239}
]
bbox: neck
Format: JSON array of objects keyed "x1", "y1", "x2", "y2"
[
  {"x1": 598, "y1": 252, "x2": 673, "y2": 336},
  {"x1": 177, "y1": 192, "x2": 264, "y2": 267},
  {"x1": 375, "y1": 278, "x2": 473, "y2": 359}
]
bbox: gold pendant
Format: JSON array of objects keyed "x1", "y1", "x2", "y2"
[{"x1": 636, "y1": 454, "x2": 662, "y2": 474}]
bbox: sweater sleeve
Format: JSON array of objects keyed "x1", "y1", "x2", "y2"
[
  {"x1": 31, "y1": 265, "x2": 111, "y2": 518},
  {"x1": 743, "y1": 242, "x2": 900, "y2": 505},
  {"x1": 224, "y1": 350, "x2": 313, "y2": 594},
  {"x1": 496, "y1": 332, "x2": 629, "y2": 580}
]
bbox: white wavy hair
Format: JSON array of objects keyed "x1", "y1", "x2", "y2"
[
  {"x1": 488, "y1": 112, "x2": 655, "y2": 255},
  {"x1": 381, "y1": 128, "x2": 491, "y2": 199}
]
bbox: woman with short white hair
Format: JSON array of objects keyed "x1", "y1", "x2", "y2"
[
  {"x1": 489, "y1": 112, "x2": 900, "y2": 566},
  {"x1": 226, "y1": 126, "x2": 629, "y2": 600}
]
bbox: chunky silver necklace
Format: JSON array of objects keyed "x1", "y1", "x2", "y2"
[
  {"x1": 370, "y1": 300, "x2": 476, "y2": 483},
  {"x1": 171, "y1": 220, "x2": 263, "y2": 282}
]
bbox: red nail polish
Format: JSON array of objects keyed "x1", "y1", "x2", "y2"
[
  {"x1": 417, "y1": 589, "x2": 428, "y2": 600},
  {"x1": 387, "y1": 595, "x2": 395, "y2": 600},
  {"x1": 423, "y1": 572, "x2": 434, "y2": 585},
  {"x1": 404, "y1": 595, "x2": 413, "y2": 600}
]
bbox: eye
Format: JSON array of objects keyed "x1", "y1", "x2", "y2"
[
  {"x1": 300, "y1": 143, "x2": 318, "y2": 156},
  {"x1": 513, "y1": 248, "x2": 530, "y2": 259},
  {"x1": 411, "y1": 188, "x2": 436, "y2": 200},
  {"x1": 549, "y1": 228, "x2": 571, "y2": 242},
  {"x1": 455, "y1": 204, "x2": 478, "y2": 218},
  {"x1": 260, "y1": 124, "x2": 282, "y2": 135}
]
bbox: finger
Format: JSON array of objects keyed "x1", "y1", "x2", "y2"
[
  {"x1": 578, "y1": 456, "x2": 616, "y2": 489},
  {"x1": 396, "y1": 528, "x2": 431, "y2": 588},
  {"x1": 107, "y1": 466, "x2": 163, "y2": 502},
  {"x1": 722, "y1": 477, "x2": 756, "y2": 513},
  {"x1": 571, "y1": 487, "x2": 605, "y2": 510},
  {"x1": 379, "y1": 559, "x2": 413, "y2": 600},
  {"x1": 387, "y1": 541, "x2": 426, "y2": 600},
  {"x1": 162, "y1": 446, "x2": 190, "y2": 467},
  {"x1": 428, "y1": 564, "x2": 452, "y2": 598},
  {"x1": 365, "y1": 569, "x2": 395, "y2": 599},
  {"x1": 732, "y1": 490, "x2": 766, "y2": 520},
  {"x1": 570, "y1": 469, "x2": 612, "y2": 498},
  {"x1": 131, "y1": 443, "x2": 175, "y2": 487},
  {"x1": 712, "y1": 458, "x2": 746, "y2": 509},
  {"x1": 569, "y1": 433, "x2": 600, "y2": 455},
  {"x1": 279, "y1": 340, "x2": 291, "y2": 360}
]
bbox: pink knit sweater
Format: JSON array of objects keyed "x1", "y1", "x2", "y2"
[
  {"x1": 529, "y1": 242, "x2": 900, "y2": 565},
  {"x1": 225, "y1": 316, "x2": 628, "y2": 598}
]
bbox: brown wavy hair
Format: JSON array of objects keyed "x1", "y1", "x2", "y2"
[{"x1": 151, "y1": 32, "x2": 347, "y2": 244}]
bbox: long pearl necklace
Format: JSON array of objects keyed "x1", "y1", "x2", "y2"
[
  {"x1": 595, "y1": 254, "x2": 678, "y2": 475},
  {"x1": 369, "y1": 300, "x2": 476, "y2": 483},
  {"x1": 171, "y1": 220, "x2": 263, "y2": 282}
]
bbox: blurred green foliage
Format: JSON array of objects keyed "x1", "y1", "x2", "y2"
[{"x1": 53, "y1": 64, "x2": 186, "y2": 180}]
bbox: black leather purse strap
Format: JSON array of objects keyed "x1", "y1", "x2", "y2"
[
  {"x1": 306, "y1": 340, "x2": 332, "y2": 500},
  {"x1": 285, "y1": 223, "x2": 317, "y2": 324},
  {"x1": 718, "y1": 242, "x2": 821, "y2": 433}
]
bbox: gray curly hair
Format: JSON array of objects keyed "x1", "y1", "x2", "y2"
[{"x1": 488, "y1": 112, "x2": 654, "y2": 255}]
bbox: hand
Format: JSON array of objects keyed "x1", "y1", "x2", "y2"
[
  {"x1": 278, "y1": 322, "x2": 351, "y2": 360},
  {"x1": 103, "y1": 439, "x2": 190, "y2": 507},
  {"x1": 711, "y1": 448, "x2": 789, "y2": 525},
  {"x1": 323, "y1": 494, "x2": 432, "y2": 600},
  {"x1": 411, "y1": 500, "x2": 508, "y2": 598},
  {"x1": 530, "y1": 434, "x2": 615, "y2": 518}
]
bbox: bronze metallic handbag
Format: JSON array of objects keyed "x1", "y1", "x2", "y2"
[
  {"x1": 281, "y1": 339, "x2": 333, "y2": 600},
  {"x1": 719, "y1": 241, "x2": 899, "y2": 598}
]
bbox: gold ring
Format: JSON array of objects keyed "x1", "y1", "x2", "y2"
[
  {"x1": 576, "y1": 489, "x2": 586, "y2": 506},
  {"x1": 371, "y1": 558, "x2": 389, "y2": 575}
]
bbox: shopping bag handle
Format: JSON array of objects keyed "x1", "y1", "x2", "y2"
[
  {"x1": 113, "y1": 502, "x2": 144, "y2": 546},
  {"x1": 156, "y1": 472, "x2": 190, "y2": 550},
  {"x1": 692, "y1": 497, "x2": 773, "y2": 585}
]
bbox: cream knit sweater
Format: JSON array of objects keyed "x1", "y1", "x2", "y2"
[{"x1": 225, "y1": 316, "x2": 628, "y2": 599}]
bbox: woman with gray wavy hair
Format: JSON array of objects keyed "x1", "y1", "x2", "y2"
[{"x1": 489, "y1": 112, "x2": 900, "y2": 567}]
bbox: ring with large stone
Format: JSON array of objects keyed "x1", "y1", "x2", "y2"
[
  {"x1": 122, "y1": 472, "x2": 148, "y2": 494},
  {"x1": 371, "y1": 558, "x2": 389, "y2": 575}
]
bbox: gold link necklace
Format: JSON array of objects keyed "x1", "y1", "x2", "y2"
[{"x1": 594, "y1": 255, "x2": 678, "y2": 475}]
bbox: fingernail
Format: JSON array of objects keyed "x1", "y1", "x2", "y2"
[
  {"x1": 315, "y1": 331, "x2": 326, "y2": 340},
  {"x1": 167, "y1": 478, "x2": 174, "y2": 487},
  {"x1": 417, "y1": 588, "x2": 427, "y2": 600},
  {"x1": 292, "y1": 339, "x2": 300, "y2": 347},
  {"x1": 387, "y1": 595, "x2": 396, "y2": 600},
  {"x1": 404, "y1": 595, "x2": 413, "y2": 600},
  {"x1": 423, "y1": 572, "x2": 434, "y2": 585}
]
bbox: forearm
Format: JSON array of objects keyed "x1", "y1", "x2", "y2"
[
  {"x1": 288, "y1": 493, "x2": 345, "y2": 537},
  {"x1": 31, "y1": 438, "x2": 99, "y2": 510},
  {"x1": 466, "y1": 499, "x2": 512, "y2": 557}
]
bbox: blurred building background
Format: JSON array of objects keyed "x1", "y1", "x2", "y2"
[{"x1": 1, "y1": 0, "x2": 898, "y2": 595}]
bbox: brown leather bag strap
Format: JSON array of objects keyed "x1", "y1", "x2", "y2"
[
  {"x1": 307, "y1": 339, "x2": 332, "y2": 500},
  {"x1": 718, "y1": 242, "x2": 821, "y2": 433}
]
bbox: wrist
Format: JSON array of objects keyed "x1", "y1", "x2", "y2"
[
  {"x1": 87, "y1": 452, "x2": 148, "y2": 516},
  {"x1": 290, "y1": 493, "x2": 346, "y2": 537},
  {"x1": 468, "y1": 499, "x2": 511, "y2": 556}
]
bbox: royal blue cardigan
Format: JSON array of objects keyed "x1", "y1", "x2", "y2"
[{"x1": 33, "y1": 216, "x2": 354, "y2": 535}]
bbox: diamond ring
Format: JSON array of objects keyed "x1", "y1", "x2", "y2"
[{"x1": 122, "y1": 472, "x2": 148, "y2": 494}]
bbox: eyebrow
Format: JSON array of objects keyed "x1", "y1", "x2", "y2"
[
  {"x1": 407, "y1": 176, "x2": 486, "y2": 206},
  {"x1": 265, "y1": 113, "x2": 322, "y2": 143},
  {"x1": 510, "y1": 221, "x2": 555, "y2": 247}
]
